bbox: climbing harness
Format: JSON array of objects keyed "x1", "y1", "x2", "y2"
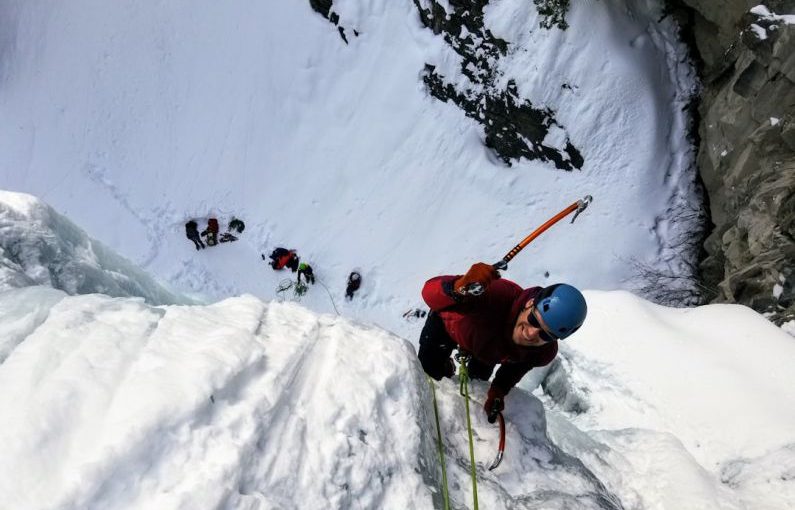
[
  {"x1": 464, "y1": 195, "x2": 593, "y2": 296},
  {"x1": 456, "y1": 352, "x2": 480, "y2": 510},
  {"x1": 428, "y1": 377, "x2": 451, "y2": 510}
]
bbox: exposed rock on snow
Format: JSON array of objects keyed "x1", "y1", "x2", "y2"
[
  {"x1": 533, "y1": 0, "x2": 572, "y2": 30},
  {"x1": 414, "y1": 0, "x2": 583, "y2": 169},
  {"x1": 308, "y1": 0, "x2": 357, "y2": 44}
]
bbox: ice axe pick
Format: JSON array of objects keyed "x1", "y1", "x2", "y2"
[{"x1": 464, "y1": 195, "x2": 593, "y2": 296}]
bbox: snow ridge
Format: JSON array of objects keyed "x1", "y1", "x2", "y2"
[
  {"x1": 0, "y1": 294, "x2": 438, "y2": 509},
  {"x1": 2, "y1": 272, "x2": 795, "y2": 509}
]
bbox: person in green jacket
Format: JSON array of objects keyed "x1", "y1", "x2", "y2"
[{"x1": 297, "y1": 262, "x2": 315, "y2": 285}]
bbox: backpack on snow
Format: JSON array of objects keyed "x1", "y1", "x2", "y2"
[
  {"x1": 228, "y1": 218, "x2": 245, "y2": 233},
  {"x1": 207, "y1": 218, "x2": 220, "y2": 233}
]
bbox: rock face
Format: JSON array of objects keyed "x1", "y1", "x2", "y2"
[{"x1": 677, "y1": 0, "x2": 795, "y2": 324}]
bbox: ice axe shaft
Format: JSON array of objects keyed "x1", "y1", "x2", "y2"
[
  {"x1": 465, "y1": 195, "x2": 592, "y2": 296},
  {"x1": 488, "y1": 411, "x2": 506, "y2": 471},
  {"x1": 496, "y1": 195, "x2": 592, "y2": 269}
]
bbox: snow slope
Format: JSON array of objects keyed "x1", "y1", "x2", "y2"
[
  {"x1": 540, "y1": 291, "x2": 795, "y2": 510},
  {"x1": 0, "y1": 0, "x2": 700, "y2": 337},
  {"x1": 0, "y1": 194, "x2": 791, "y2": 509},
  {"x1": 1, "y1": 286, "x2": 793, "y2": 509},
  {"x1": 4, "y1": 0, "x2": 792, "y2": 508}
]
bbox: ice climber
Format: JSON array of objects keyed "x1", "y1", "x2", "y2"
[
  {"x1": 345, "y1": 271, "x2": 362, "y2": 300},
  {"x1": 418, "y1": 262, "x2": 587, "y2": 422},
  {"x1": 297, "y1": 262, "x2": 315, "y2": 285},
  {"x1": 185, "y1": 220, "x2": 205, "y2": 250}
]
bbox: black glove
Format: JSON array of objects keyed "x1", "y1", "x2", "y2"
[
  {"x1": 484, "y1": 386, "x2": 505, "y2": 423},
  {"x1": 444, "y1": 358, "x2": 456, "y2": 378}
]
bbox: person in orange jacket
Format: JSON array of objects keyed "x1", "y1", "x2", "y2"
[{"x1": 266, "y1": 248, "x2": 298, "y2": 270}]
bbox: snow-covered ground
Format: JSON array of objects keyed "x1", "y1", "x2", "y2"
[
  {"x1": 541, "y1": 292, "x2": 795, "y2": 510},
  {"x1": 0, "y1": 0, "x2": 700, "y2": 339},
  {"x1": 0, "y1": 290, "x2": 434, "y2": 509}
]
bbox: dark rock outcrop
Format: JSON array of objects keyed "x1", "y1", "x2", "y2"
[
  {"x1": 422, "y1": 69, "x2": 584, "y2": 169},
  {"x1": 676, "y1": 0, "x2": 795, "y2": 324},
  {"x1": 413, "y1": 0, "x2": 583, "y2": 170},
  {"x1": 307, "y1": 0, "x2": 582, "y2": 169},
  {"x1": 534, "y1": 0, "x2": 572, "y2": 30},
  {"x1": 309, "y1": 0, "x2": 357, "y2": 44}
]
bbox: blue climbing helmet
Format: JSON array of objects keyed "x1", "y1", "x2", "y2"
[{"x1": 535, "y1": 284, "x2": 587, "y2": 339}]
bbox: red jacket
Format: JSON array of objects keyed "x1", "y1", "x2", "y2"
[
  {"x1": 275, "y1": 251, "x2": 295, "y2": 269},
  {"x1": 422, "y1": 275, "x2": 557, "y2": 393}
]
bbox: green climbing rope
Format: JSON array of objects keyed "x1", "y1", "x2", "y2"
[
  {"x1": 458, "y1": 356, "x2": 480, "y2": 510},
  {"x1": 428, "y1": 376, "x2": 451, "y2": 510}
]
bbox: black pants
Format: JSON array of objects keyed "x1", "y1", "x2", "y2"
[
  {"x1": 345, "y1": 282, "x2": 360, "y2": 299},
  {"x1": 188, "y1": 233, "x2": 205, "y2": 250},
  {"x1": 298, "y1": 270, "x2": 315, "y2": 285},
  {"x1": 418, "y1": 312, "x2": 496, "y2": 381}
]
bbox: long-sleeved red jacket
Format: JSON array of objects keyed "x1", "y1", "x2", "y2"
[{"x1": 421, "y1": 275, "x2": 557, "y2": 394}]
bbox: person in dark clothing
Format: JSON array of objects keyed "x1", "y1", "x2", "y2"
[
  {"x1": 285, "y1": 252, "x2": 300, "y2": 272},
  {"x1": 297, "y1": 262, "x2": 315, "y2": 285},
  {"x1": 201, "y1": 218, "x2": 220, "y2": 246},
  {"x1": 185, "y1": 220, "x2": 205, "y2": 250},
  {"x1": 419, "y1": 262, "x2": 587, "y2": 421},
  {"x1": 267, "y1": 248, "x2": 296, "y2": 270},
  {"x1": 345, "y1": 271, "x2": 362, "y2": 300},
  {"x1": 228, "y1": 218, "x2": 245, "y2": 233}
]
